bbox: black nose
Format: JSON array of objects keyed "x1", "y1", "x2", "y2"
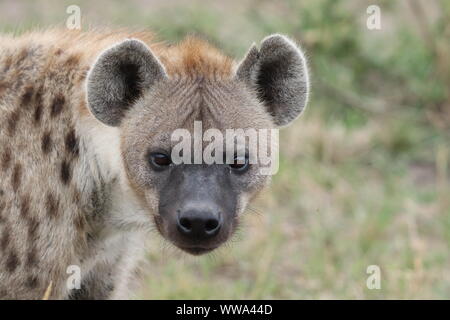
[{"x1": 177, "y1": 210, "x2": 221, "y2": 240}]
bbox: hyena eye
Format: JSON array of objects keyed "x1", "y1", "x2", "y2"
[
  {"x1": 149, "y1": 152, "x2": 172, "y2": 170},
  {"x1": 229, "y1": 155, "x2": 250, "y2": 173}
]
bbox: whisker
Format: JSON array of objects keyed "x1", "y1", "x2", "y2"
[{"x1": 245, "y1": 205, "x2": 265, "y2": 216}]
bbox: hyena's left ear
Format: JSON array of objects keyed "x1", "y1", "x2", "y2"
[
  {"x1": 235, "y1": 34, "x2": 309, "y2": 127},
  {"x1": 87, "y1": 39, "x2": 167, "y2": 126}
]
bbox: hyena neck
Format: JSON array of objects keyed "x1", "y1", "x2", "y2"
[{"x1": 76, "y1": 117, "x2": 148, "y2": 234}]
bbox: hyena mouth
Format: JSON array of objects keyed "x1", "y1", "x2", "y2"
[{"x1": 178, "y1": 246, "x2": 217, "y2": 255}]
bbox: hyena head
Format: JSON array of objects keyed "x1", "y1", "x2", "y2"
[{"x1": 86, "y1": 35, "x2": 309, "y2": 255}]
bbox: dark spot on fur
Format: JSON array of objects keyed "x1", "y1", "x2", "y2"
[
  {"x1": 33, "y1": 87, "x2": 44, "y2": 124},
  {"x1": 87, "y1": 232, "x2": 96, "y2": 243},
  {"x1": 20, "y1": 86, "x2": 34, "y2": 108},
  {"x1": 11, "y1": 163, "x2": 22, "y2": 192},
  {"x1": 26, "y1": 246, "x2": 38, "y2": 267},
  {"x1": 6, "y1": 251, "x2": 20, "y2": 272},
  {"x1": 50, "y1": 95, "x2": 65, "y2": 117},
  {"x1": 7, "y1": 109, "x2": 20, "y2": 136},
  {"x1": 1, "y1": 148, "x2": 12, "y2": 172},
  {"x1": 26, "y1": 275, "x2": 39, "y2": 289},
  {"x1": 34, "y1": 103, "x2": 43, "y2": 124},
  {"x1": 27, "y1": 216, "x2": 39, "y2": 239},
  {"x1": 20, "y1": 194, "x2": 30, "y2": 218},
  {"x1": 46, "y1": 193, "x2": 59, "y2": 219},
  {"x1": 15, "y1": 48, "x2": 29, "y2": 67},
  {"x1": 90, "y1": 187, "x2": 106, "y2": 217},
  {"x1": 55, "y1": 48, "x2": 63, "y2": 56},
  {"x1": 106, "y1": 283, "x2": 115, "y2": 293},
  {"x1": 3, "y1": 56, "x2": 12, "y2": 73},
  {"x1": 0, "y1": 204, "x2": 4, "y2": 224},
  {"x1": 0, "y1": 227, "x2": 10, "y2": 251},
  {"x1": 65, "y1": 129, "x2": 79, "y2": 157},
  {"x1": 34, "y1": 86, "x2": 43, "y2": 102},
  {"x1": 41, "y1": 131, "x2": 52, "y2": 154},
  {"x1": 60, "y1": 160, "x2": 71, "y2": 185},
  {"x1": 64, "y1": 55, "x2": 80, "y2": 69}
]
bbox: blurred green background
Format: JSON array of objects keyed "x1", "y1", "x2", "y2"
[{"x1": 1, "y1": 0, "x2": 449, "y2": 299}]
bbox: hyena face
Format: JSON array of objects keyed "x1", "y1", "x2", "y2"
[{"x1": 86, "y1": 35, "x2": 309, "y2": 255}]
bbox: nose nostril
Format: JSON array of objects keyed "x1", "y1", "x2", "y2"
[
  {"x1": 205, "y1": 218, "x2": 219, "y2": 232},
  {"x1": 179, "y1": 217, "x2": 192, "y2": 231},
  {"x1": 177, "y1": 211, "x2": 222, "y2": 238}
]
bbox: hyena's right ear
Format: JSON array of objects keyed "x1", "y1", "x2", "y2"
[
  {"x1": 87, "y1": 39, "x2": 167, "y2": 126},
  {"x1": 235, "y1": 34, "x2": 309, "y2": 127}
]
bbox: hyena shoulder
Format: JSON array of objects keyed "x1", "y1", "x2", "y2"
[{"x1": 0, "y1": 29, "x2": 159, "y2": 299}]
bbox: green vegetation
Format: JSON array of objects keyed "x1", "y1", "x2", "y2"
[{"x1": 1, "y1": 0, "x2": 449, "y2": 299}]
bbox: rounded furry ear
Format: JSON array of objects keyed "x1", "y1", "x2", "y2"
[
  {"x1": 235, "y1": 34, "x2": 309, "y2": 127},
  {"x1": 87, "y1": 39, "x2": 167, "y2": 126}
]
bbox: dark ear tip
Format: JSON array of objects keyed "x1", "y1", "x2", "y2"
[
  {"x1": 102, "y1": 39, "x2": 151, "y2": 58},
  {"x1": 246, "y1": 44, "x2": 260, "y2": 59},
  {"x1": 120, "y1": 38, "x2": 150, "y2": 50},
  {"x1": 260, "y1": 34, "x2": 303, "y2": 54},
  {"x1": 261, "y1": 33, "x2": 287, "y2": 43}
]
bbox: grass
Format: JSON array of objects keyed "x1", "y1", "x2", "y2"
[{"x1": 1, "y1": 0, "x2": 449, "y2": 299}]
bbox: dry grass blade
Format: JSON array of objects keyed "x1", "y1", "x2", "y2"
[{"x1": 42, "y1": 281, "x2": 53, "y2": 300}]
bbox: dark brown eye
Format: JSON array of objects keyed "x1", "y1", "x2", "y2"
[
  {"x1": 229, "y1": 155, "x2": 249, "y2": 173},
  {"x1": 149, "y1": 152, "x2": 172, "y2": 170}
]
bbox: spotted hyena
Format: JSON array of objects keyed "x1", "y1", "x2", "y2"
[{"x1": 0, "y1": 29, "x2": 309, "y2": 299}]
